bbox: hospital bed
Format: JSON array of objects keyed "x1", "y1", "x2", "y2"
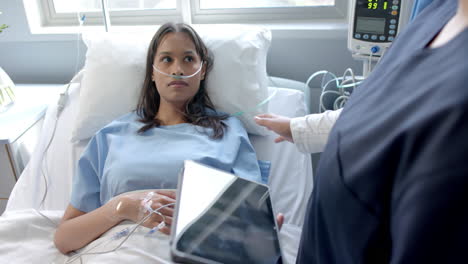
[{"x1": 0, "y1": 30, "x2": 314, "y2": 264}]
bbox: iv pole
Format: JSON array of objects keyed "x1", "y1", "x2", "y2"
[{"x1": 100, "y1": 0, "x2": 111, "y2": 32}]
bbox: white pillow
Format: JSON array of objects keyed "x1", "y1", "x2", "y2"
[
  {"x1": 71, "y1": 25, "x2": 271, "y2": 141},
  {"x1": 198, "y1": 25, "x2": 270, "y2": 136}
]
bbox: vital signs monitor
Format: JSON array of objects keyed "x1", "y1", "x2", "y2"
[{"x1": 348, "y1": 0, "x2": 413, "y2": 57}]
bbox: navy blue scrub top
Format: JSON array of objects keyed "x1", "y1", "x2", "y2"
[{"x1": 297, "y1": 0, "x2": 468, "y2": 263}]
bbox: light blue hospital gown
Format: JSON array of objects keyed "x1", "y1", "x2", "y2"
[{"x1": 70, "y1": 111, "x2": 261, "y2": 213}]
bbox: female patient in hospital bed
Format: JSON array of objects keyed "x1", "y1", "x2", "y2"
[{"x1": 54, "y1": 22, "x2": 263, "y2": 254}]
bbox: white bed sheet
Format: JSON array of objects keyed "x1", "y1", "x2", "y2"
[
  {"x1": 6, "y1": 81, "x2": 83, "y2": 212},
  {"x1": 0, "y1": 209, "x2": 172, "y2": 264},
  {"x1": 3, "y1": 79, "x2": 313, "y2": 264}
]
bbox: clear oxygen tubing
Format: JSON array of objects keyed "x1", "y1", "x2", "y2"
[
  {"x1": 35, "y1": 11, "x2": 86, "y2": 227},
  {"x1": 231, "y1": 88, "x2": 278, "y2": 117},
  {"x1": 229, "y1": 75, "x2": 286, "y2": 117},
  {"x1": 66, "y1": 202, "x2": 176, "y2": 264},
  {"x1": 230, "y1": 75, "x2": 284, "y2": 117},
  {"x1": 152, "y1": 61, "x2": 204, "y2": 80}
]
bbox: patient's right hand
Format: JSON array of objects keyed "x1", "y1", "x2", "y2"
[{"x1": 113, "y1": 190, "x2": 176, "y2": 235}]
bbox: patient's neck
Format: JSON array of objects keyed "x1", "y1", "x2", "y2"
[
  {"x1": 461, "y1": 0, "x2": 468, "y2": 22},
  {"x1": 429, "y1": 2, "x2": 468, "y2": 48},
  {"x1": 156, "y1": 102, "x2": 186, "y2": 126}
]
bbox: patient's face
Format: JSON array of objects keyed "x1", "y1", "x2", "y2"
[{"x1": 152, "y1": 32, "x2": 206, "y2": 109}]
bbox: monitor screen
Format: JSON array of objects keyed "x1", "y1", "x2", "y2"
[{"x1": 356, "y1": 16, "x2": 386, "y2": 34}]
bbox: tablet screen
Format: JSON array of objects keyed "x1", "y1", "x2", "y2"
[{"x1": 172, "y1": 161, "x2": 282, "y2": 264}]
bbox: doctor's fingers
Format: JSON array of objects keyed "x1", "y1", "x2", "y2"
[
  {"x1": 274, "y1": 136, "x2": 286, "y2": 143},
  {"x1": 255, "y1": 114, "x2": 290, "y2": 130},
  {"x1": 255, "y1": 113, "x2": 277, "y2": 119},
  {"x1": 276, "y1": 213, "x2": 284, "y2": 230},
  {"x1": 254, "y1": 114, "x2": 277, "y2": 128}
]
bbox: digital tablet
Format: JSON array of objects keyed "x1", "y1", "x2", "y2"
[{"x1": 171, "y1": 160, "x2": 283, "y2": 264}]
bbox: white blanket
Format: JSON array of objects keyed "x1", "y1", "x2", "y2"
[{"x1": 0, "y1": 210, "x2": 299, "y2": 264}]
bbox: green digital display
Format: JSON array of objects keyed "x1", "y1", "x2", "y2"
[{"x1": 366, "y1": 0, "x2": 389, "y2": 10}]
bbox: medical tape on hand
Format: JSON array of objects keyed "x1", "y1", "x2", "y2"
[
  {"x1": 138, "y1": 192, "x2": 155, "y2": 221},
  {"x1": 139, "y1": 192, "x2": 167, "y2": 228}
]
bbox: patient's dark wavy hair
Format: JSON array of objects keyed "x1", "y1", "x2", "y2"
[{"x1": 136, "y1": 22, "x2": 228, "y2": 139}]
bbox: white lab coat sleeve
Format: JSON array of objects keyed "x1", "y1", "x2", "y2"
[{"x1": 290, "y1": 109, "x2": 342, "y2": 154}]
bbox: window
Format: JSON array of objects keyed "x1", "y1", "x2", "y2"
[
  {"x1": 35, "y1": 0, "x2": 181, "y2": 27},
  {"x1": 193, "y1": 0, "x2": 344, "y2": 24},
  {"x1": 53, "y1": 0, "x2": 176, "y2": 12},
  {"x1": 31, "y1": 0, "x2": 346, "y2": 29},
  {"x1": 199, "y1": 0, "x2": 334, "y2": 9}
]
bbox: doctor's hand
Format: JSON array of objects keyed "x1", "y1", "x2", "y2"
[
  {"x1": 277, "y1": 213, "x2": 284, "y2": 230},
  {"x1": 254, "y1": 114, "x2": 293, "y2": 143},
  {"x1": 113, "y1": 190, "x2": 176, "y2": 235}
]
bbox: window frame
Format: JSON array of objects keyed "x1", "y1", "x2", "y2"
[
  {"x1": 31, "y1": 0, "x2": 347, "y2": 28},
  {"x1": 191, "y1": 0, "x2": 347, "y2": 24},
  {"x1": 35, "y1": 0, "x2": 183, "y2": 27}
]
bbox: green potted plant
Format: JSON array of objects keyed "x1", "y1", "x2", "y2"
[{"x1": 0, "y1": 11, "x2": 7, "y2": 33}]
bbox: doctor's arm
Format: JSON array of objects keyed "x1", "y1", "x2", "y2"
[{"x1": 255, "y1": 109, "x2": 342, "y2": 153}]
